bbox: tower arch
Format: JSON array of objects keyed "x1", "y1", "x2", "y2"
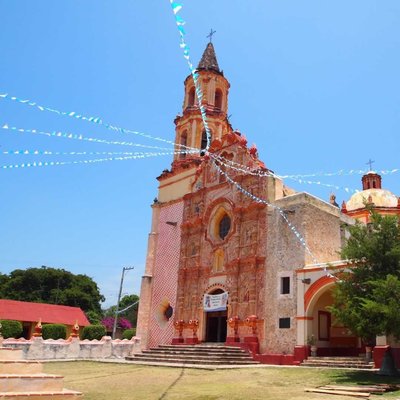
[{"x1": 173, "y1": 41, "x2": 231, "y2": 162}]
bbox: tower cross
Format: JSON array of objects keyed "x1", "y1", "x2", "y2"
[
  {"x1": 366, "y1": 159, "x2": 375, "y2": 171},
  {"x1": 207, "y1": 28, "x2": 216, "y2": 43}
]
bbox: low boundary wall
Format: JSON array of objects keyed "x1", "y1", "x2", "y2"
[{"x1": 2, "y1": 336, "x2": 141, "y2": 360}]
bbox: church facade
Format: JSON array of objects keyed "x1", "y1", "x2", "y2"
[{"x1": 136, "y1": 42, "x2": 400, "y2": 365}]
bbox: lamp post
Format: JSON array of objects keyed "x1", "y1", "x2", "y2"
[{"x1": 112, "y1": 266, "x2": 134, "y2": 339}]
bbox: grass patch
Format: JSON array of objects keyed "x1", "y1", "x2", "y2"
[{"x1": 44, "y1": 362, "x2": 400, "y2": 400}]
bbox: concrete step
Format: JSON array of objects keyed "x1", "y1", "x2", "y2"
[
  {"x1": 148, "y1": 348, "x2": 248, "y2": 356},
  {"x1": 0, "y1": 389, "x2": 83, "y2": 399},
  {"x1": 142, "y1": 350, "x2": 251, "y2": 360},
  {"x1": 0, "y1": 348, "x2": 23, "y2": 361},
  {"x1": 128, "y1": 344, "x2": 258, "y2": 366},
  {"x1": 302, "y1": 358, "x2": 375, "y2": 369},
  {"x1": 0, "y1": 360, "x2": 43, "y2": 374},
  {"x1": 126, "y1": 355, "x2": 258, "y2": 365},
  {"x1": 307, "y1": 357, "x2": 366, "y2": 363},
  {"x1": 302, "y1": 362, "x2": 375, "y2": 369},
  {"x1": 134, "y1": 354, "x2": 254, "y2": 362},
  {"x1": 0, "y1": 374, "x2": 64, "y2": 392},
  {"x1": 158, "y1": 345, "x2": 244, "y2": 352}
]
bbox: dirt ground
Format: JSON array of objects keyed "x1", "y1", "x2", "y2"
[{"x1": 44, "y1": 361, "x2": 400, "y2": 400}]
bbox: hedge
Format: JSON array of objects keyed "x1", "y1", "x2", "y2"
[
  {"x1": 81, "y1": 324, "x2": 106, "y2": 340},
  {"x1": 42, "y1": 324, "x2": 67, "y2": 340},
  {"x1": 122, "y1": 328, "x2": 136, "y2": 340},
  {"x1": 0, "y1": 320, "x2": 23, "y2": 339}
]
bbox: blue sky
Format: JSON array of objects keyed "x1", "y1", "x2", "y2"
[{"x1": 1, "y1": 1, "x2": 399, "y2": 307}]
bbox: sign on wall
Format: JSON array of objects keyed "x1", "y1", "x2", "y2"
[{"x1": 203, "y1": 292, "x2": 228, "y2": 312}]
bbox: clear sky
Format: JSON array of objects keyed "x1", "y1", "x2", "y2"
[{"x1": 1, "y1": 1, "x2": 399, "y2": 307}]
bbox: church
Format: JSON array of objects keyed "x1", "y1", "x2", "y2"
[{"x1": 136, "y1": 41, "x2": 400, "y2": 365}]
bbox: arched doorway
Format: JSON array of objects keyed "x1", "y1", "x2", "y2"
[
  {"x1": 204, "y1": 288, "x2": 228, "y2": 343},
  {"x1": 305, "y1": 278, "x2": 360, "y2": 356}
]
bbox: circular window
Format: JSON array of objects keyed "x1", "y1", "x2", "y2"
[
  {"x1": 219, "y1": 214, "x2": 231, "y2": 240},
  {"x1": 164, "y1": 304, "x2": 173, "y2": 320}
]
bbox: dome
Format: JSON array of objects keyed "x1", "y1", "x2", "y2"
[{"x1": 346, "y1": 189, "x2": 398, "y2": 211}]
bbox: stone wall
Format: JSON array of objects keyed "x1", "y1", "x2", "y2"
[
  {"x1": 2, "y1": 336, "x2": 141, "y2": 360},
  {"x1": 264, "y1": 192, "x2": 352, "y2": 355}
]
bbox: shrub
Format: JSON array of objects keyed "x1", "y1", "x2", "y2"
[
  {"x1": 122, "y1": 328, "x2": 136, "y2": 340},
  {"x1": 42, "y1": 324, "x2": 66, "y2": 340},
  {"x1": 81, "y1": 324, "x2": 106, "y2": 340},
  {"x1": 101, "y1": 317, "x2": 132, "y2": 331},
  {"x1": 0, "y1": 320, "x2": 22, "y2": 339},
  {"x1": 85, "y1": 310, "x2": 102, "y2": 325}
]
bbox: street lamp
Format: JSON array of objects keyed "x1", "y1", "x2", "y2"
[{"x1": 112, "y1": 266, "x2": 134, "y2": 339}]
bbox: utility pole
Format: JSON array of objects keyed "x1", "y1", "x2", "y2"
[{"x1": 112, "y1": 266, "x2": 134, "y2": 339}]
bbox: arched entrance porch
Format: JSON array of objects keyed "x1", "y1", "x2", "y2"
[{"x1": 305, "y1": 277, "x2": 361, "y2": 357}]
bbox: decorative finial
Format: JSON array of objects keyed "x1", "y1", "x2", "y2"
[
  {"x1": 70, "y1": 320, "x2": 80, "y2": 338},
  {"x1": 206, "y1": 28, "x2": 216, "y2": 43},
  {"x1": 330, "y1": 193, "x2": 339, "y2": 207},
  {"x1": 366, "y1": 159, "x2": 375, "y2": 171},
  {"x1": 33, "y1": 319, "x2": 42, "y2": 337}
]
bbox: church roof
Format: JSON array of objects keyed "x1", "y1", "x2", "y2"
[
  {"x1": 346, "y1": 189, "x2": 398, "y2": 211},
  {"x1": 0, "y1": 299, "x2": 90, "y2": 326},
  {"x1": 197, "y1": 42, "x2": 221, "y2": 74}
]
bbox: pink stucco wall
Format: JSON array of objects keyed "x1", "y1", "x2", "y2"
[{"x1": 148, "y1": 201, "x2": 184, "y2": 348}]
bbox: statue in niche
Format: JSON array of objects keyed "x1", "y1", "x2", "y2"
[
  {"x1": 193, "y1": 200, "x2": 204, "y2": 216},
  {"x1": 213, "y1": 249, "x2": 224, "y2": 272},
  {"x1": 190, "y1": 242, "x2": 199, "y2": 256},
  {"x1": 242, "y1": 225, "x2": 255, "y2": 245},
  {"x1": 208, "y1": 164, "x2": 218, "y2": 183},
  {"x1": 245, "y1": 227, "x2": 252, "y2": 244},
  {"x1": 195, "y1": 179, "x2": 203, "y2": 191}
]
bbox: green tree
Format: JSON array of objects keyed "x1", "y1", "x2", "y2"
[
  {"x1": 330, "y1": 212, "x2": 400, "y2": 343},
  {"x1": 85, "y1": 310, "x2": 102, "y2": 325},
  {"x1": 0, "y1": 273, "x2": 9, "y2": 298},
  {"x1": 0, "y1": 266, "x2": 105, "y2": 314}
]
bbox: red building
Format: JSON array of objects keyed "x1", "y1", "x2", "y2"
[{"x1": 0, "y1": 299, "x2": 89, "y2": 339}]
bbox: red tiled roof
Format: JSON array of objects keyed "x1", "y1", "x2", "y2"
[{"x1": 0, "y1": 299, "x2": 90, "y2": 326}]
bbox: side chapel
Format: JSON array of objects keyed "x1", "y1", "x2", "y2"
[{"x1": 136, "y1": 42, "x2": 400, "y2": 365}]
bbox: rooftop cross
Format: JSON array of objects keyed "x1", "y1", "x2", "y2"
[
  {"x1": 207, "y1": 28, "x2": 216, "y2": 43},
  {"x1": 366, "y1": 159, "x2": 375, "y2": 171}
]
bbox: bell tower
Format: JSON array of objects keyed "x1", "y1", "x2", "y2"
[
  {"x1": 173, "y1": 42, "x2": 232, "y2": 163},
  {"x1": 136, "y1": 42, "x2": 233, "y2": 349}
]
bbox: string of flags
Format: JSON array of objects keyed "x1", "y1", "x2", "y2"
[
  {"x1": 2, "y1": 150, "x2": 148, "y2": 156},
  {"x1": 212, "y1": 153, "x2": 359, "y2": 194},
  {"x1": 169, "y1": 0, "x2": 212, "y2": 152},
  {"x1": 281, "y1": 168, "x2": 400, "y2": 179},
  {"x1": 0, "y1": 92, "x2": 196, "y2": 153},
  {"x1": 1, "y1": 123, "x2": 198, "y2": 153},
  {"x1": 0, "y1": 151, "x2": 189, "y2": 170}
]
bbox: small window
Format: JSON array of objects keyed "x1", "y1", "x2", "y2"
[
  {"x1": 179, "y1": 131, "x2": 188, "y2": 159},
  {"x1": 281, "y1": 277, "x2": 290, "y2": 294},
  {"x1": 214, "y1": 89, "x2": 222, "y2": 109},
  {"x1": 279, "y1": 318, "x2": 291, "y2": 329},
  {"x1": 188, "y1": 87, "x2": 195, "y2": 107},
  {"x1": 219, "y1": 214, "x2": 231, "y2": 240},
  {"x1": 200, "y1": 130, "x2": 209, "y2": 155}
]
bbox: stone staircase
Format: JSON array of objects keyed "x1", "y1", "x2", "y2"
[
  {"x1": 126, "y1": 343, "x2": 259, "y2": 366},
  {"x1": 0, "y1": 346, "x2": 83, "y2": 399},
  {"x1": 302, "y1": 356, "x2": 375, "y2": 369}
]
